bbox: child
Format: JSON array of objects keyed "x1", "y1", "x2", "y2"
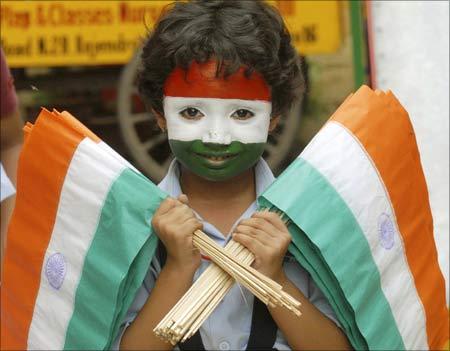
[{"x1": 117, "y1": 1, "x2": 351, "y2": 350}]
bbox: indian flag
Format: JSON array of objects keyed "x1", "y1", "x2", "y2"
[
  {"x1": 259, "y1": 86, "x2": 449, "y2": 350},
  {"x1": 1, "y1": 109, "x2": 167, "y2": 350}
]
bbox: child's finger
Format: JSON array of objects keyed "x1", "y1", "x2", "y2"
[
  {"x1": 163, "y1": 203, "x2": 195, "y2": 223},
  {"x1": 155, "y1": 197, "x2": 179, "y2": 216},
  {"x1": 232, "y1": 232, "x2": 266, "y2": 256},
  {"x1": 234, "y1": 224, "x2": 273, "y2": 246},
  {"x1": 183, "y1": 217, "x2": 203, "y2": 234},
  {"x1": 252, "y1": 211, "x2": 287, "y2": 232},
  {"x1": 239, "y1": 217, "x2": 279, "y2": 238},
  {"x1": 178, "y1": 194, "x2": 189, "y2": 205}
]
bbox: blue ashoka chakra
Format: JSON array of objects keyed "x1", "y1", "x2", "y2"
[
  {"x1": 45, "y1": 253, "x2": 66, "y2": 290},
  {"x1": 378, "y1": 213, "x2": 395, "y2": 250}
]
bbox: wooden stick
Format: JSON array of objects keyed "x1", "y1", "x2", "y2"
[
  {"x1": 193, "y1": 233, "x2": 298, "y2": 310},
  {"x1": 193, "y1": 232, "x2": 301, "y2": 311},
  {"x1": 155, "y1": 242, "x2": 242, "y2": 341}
]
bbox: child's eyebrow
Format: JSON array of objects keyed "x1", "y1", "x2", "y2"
[{"x1": 165, "y1": 97, "x2": 271, "y2": 112}]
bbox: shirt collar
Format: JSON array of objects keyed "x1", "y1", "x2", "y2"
[
  {"x1": 158, "y1": 158, "x2": 275, "y2": 199},
  {"x1": 158, "y1": 158, "x2": 275, "y2": 240}
]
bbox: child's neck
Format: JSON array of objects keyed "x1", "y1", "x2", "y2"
[{"x1": 179, "y1": 166, "x2": 256, "y2": 235}]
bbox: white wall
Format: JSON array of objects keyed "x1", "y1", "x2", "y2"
[{"x1": 370, "y1": 0, "x2": 449, "y2": 303}]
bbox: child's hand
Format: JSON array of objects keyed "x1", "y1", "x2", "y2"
[
  {"x1": 151, "y1": 194, "x2": 203, "y2": 275},
  {"x1": 232, "y1": 211, "x2": 291, "y2": 281}
]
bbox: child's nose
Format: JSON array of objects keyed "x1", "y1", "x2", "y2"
[{"x1": 202, "y1": 129, "x2": 232, "y2": 144}]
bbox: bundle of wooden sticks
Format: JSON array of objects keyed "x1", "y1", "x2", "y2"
[{"x1": 154, "y1": 211, "x2": 301, "y2": 345}]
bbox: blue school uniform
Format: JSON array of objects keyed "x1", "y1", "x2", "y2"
[{"x1": 113, "y1": 159, "x2": 339, "y2": 350}]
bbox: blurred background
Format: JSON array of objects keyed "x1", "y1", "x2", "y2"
[{"x1": 1, "y1": 0, "x2": 448, "y2": 300}]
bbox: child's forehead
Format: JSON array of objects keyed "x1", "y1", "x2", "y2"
[{"x1": 163, "y1": 60, "x2": 271, "y2": 101}]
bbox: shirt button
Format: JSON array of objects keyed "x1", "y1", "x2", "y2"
[{"x1": 219, "y1": 341, "x2": 230, "y2": 350}]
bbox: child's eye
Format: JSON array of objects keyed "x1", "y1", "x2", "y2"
[
  {"x1": 231, "y1": 109, "x2": 255, "y2": 120},
  {"x1": 179, "y1": 107, "x2": 204, "y2": 120}
]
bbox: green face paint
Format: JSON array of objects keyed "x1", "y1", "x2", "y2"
[{"x1": 169, "y1": 139, "x2": 265, "y2": 181}]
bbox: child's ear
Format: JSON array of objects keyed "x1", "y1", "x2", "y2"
[
  {"x1": 269, "y1": 115, "x2": 281, "y2": 133},
  {"x1": 152, "y1": 109, "x2": 167, "y2": 132}
]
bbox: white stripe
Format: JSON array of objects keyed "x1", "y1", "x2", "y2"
[
  {"x1": 163, "y1": 96, "x2": 271, "y2": 144},
  {"x1": 98, "y1": 141, "x2": 140, "y2": 173},
  {"x1": 300, "y1": 121, "x2": 428, "y2": 350},
  {"x1": 27, "y1": 138, "x2": 126, "y2": 350}
]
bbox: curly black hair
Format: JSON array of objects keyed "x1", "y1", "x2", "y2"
[{"x1": 137, "y1": 0, "x2": 305, "y2": 118}]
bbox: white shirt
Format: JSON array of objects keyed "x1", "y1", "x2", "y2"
[{"x1": 114, "y1": 159, "x2": 338, "y2": 350}]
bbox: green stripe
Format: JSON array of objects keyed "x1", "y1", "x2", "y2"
[
  {"x1": 259, "y1": 158, "x2": 405, "y2": 350},
  {"x1": 106, "y1": 237, "x2": 157, "y2": 349},
  {"x1": 64, "y1": 169, "x2": 167, "y2": 350},
  {"x1": 286, "y1": 224, "x2": 367, "y2": 349}
]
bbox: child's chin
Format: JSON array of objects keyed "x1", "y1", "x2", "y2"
[{"x1": 192, "y1": 164, "x2": 254, "y2": 182}]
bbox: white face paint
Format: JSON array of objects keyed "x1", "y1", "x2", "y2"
[{"x1": 163, "y1": 97, "x2": 272, "y2": 144}]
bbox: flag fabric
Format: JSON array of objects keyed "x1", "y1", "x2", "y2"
[
  {"x1": 259, "y1": 86, "x2": 449, "y2": 350},
  {"x1": 2, "y1": 87, "x2": 448, "y2": 351},
  {"x1": 1, "y1": 109, "x2": 167, "y2": 350}
]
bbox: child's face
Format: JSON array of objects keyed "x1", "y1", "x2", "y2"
[{"x1": 162, "y1": 61, "x2": 273, "y2": 182}]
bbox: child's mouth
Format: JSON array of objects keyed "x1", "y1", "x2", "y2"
[{"x1": 196, "y1": 153, "x2": 238, "y2": 165}]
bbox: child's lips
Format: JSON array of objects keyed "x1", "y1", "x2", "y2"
[{"x1": 195, "y1": 153, "x2": 238, "y2": 166}]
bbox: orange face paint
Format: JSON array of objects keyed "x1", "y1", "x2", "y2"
[{"x1": 163, "y1": 60, "x2": 271, "y2": 101}]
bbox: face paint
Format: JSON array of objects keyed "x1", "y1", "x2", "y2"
[
  {"x1": 169, "y1": 140, "x2": 265, "y2": 182},
  {"x1": 163, "y1": 61, "x2": 272, "y2": 181},
  {"x1": 163, "y1": 97, "x2": 271, "y2": 144}
]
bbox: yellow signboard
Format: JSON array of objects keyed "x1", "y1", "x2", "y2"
[{"x1": 1, "y1": 1, "x2": 341, "y2": 68}]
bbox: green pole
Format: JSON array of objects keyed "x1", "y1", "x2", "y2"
[{"x1": 349, "y1": 0, "x2": 367, "y2": 89}]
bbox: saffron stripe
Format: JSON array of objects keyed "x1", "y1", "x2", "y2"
[
  {"x1": 2, "y1": 108, "x2": 165, "y2": 349},
  {"x1": 301, "y1": 121, "x2": 428, "y2": 349},
  {"x1": 0, "y1": 109, "x2": 84, "y2": 350},
  {"x1": 63, "y1": 169, "x2": 166, "y2": 350},
  {"x1": 27, "y1": 138, "x2": 126, "y2": 350},
  {"x1": 330, "y1": 86, "x2": 449, "y2": 349},
  {"x1": 163, "y1": 61, "x2": 271, "y2": 101},
  {"x1": 259, "y1": 158, "x2": 405, "y2": 350},
  {"x1": 53, "y1": 110, "x2": 101, "y2": 143},
  {"x1": 56, "y1": 110, "x2": 139, "y2": 172}
]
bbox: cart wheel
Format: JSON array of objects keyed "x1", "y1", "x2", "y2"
[{"x1": 117, "y1": 49, "x2": 303, "y2": 182}]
